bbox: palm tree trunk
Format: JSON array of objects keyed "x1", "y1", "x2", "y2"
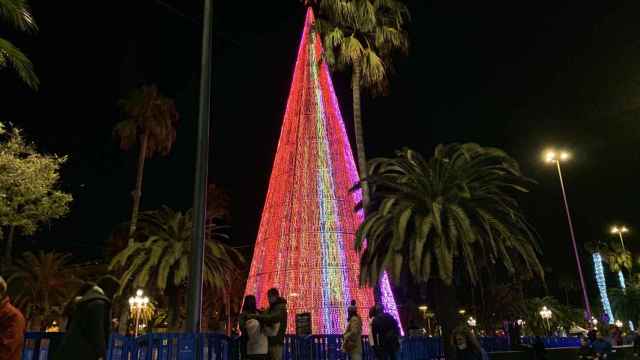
[
  {"x1": 118, "y1": 298, "x2": 130, "y2": 335},
  {"x1": 3, "y1": 225, "x2": 16, "y2": 272},
  {"x1": 432, "y1": 279, "x2": 459, "y2": 360},
  {"x1": 167, "y1": 284, "x2": 180, "y2": 331},
  {"x1": 352, "y1": 61, "x2": 370, "y2": 209},
  {"x1": 127, "y1": 131, "x2": 149, "y2": 244}
]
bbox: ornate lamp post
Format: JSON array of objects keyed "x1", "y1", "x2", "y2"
[
  {"x1": 129, "y1": 289, "x2": 149, "y2": 337},
  {"x1": 467, "y1": 317, "x2": 477, "y2": 328},
  {"x1": 539, "y1": 306, "x2": 552, "y2": 333},
  {"x1": 544, "y1": 149, "x2": 592, "y2": 319}
]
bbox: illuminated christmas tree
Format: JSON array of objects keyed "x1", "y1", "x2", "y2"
[{"x1": 244, "y1": 7, "x2": 401, "y2": 334}]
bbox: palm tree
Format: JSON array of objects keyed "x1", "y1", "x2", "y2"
[
  {"x1": 355, "y1": 144, "x2": 543, "y2": 357},
  {"x1": 605, "y1": 243, "x2": 633, "y2": 287},
  {"x1": 8, "y1": 251, "x2": 81, "y2": 330},
  {"x1": 110, "y1": 206, "x2": 243, "y2": 330},
  {"x1": 114, "y1": 85, "x2": 179, "y2": 243},
  {"x1": 318, "y1": 0, "x2": 409, "y2": 207},
  {"x1": 609, "y1": 285, "x2": 640, "y2": 325},
  {"x1": 0, "y1": 0, "x2": 38, "y2": 88}
]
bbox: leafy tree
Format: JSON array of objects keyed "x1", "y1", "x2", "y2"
[
  {"x1": 355, "y1": 144, "x2": 543, "y2": 357},
  {"x1": 110, "y1": 206, "x2": 243, "y2": 330},
  {"x1": 114, "y1": 85, "x2": 179, "y2": 242},
  {"x1": 317, "y1": 0, "x2": 409, "y2": 206},
  {"x1": 0, "y1": 126, "x2": 72, "y2": 268},
  {"x1": 0, "y1": 0, "x2": 38, "y2": 88},
  {"x1": 8, "y1": 251, "x2": 81, "y2": 330}
]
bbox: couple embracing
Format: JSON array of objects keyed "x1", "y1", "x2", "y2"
[{"x1": 239, "y1": 288, "x2": 288, "y2": 360}]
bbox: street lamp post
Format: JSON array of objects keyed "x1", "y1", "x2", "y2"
[
  {"x1": 467, "y1": 317, "x2": 477, "y2": 328},
  {"x1": 610, "y1": 225, "x2": 629, "y2": 252},
  {"x1": 129, "y1": 289, "x2": 149, "y2": 337},
  {"x1": 610, "y1": 225, "x2": 635, "y2": 331},
  {"x1": 544, "y1": 150, "x2": 592, "y2": 320},
  {"x1": 539, "y1": 306, "x2": 552, "y2": 333},
  {"x1": 187, "y1": 0, "x2": 214, "y2": 336}
]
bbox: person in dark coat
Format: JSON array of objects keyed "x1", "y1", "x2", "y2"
[
  {"x1": 633, "y1": 329, "x2": 640, "y2": 357},
  {"x1": 371, "y1": 304, "x2": 401, "y2": 360},
  {"x1": 0, "y1": 276, "x2": 26, "y2": 360},
  {"x1": 253, "y1": 288, "x2": 287, "y2": 360},
  {"x1": 591, "y1": 333, "x2": 612, "y2": 359},
  {"x1": 577, "y1": 336, "x2": 594, "y2": 359},
  {"x1": 53, "y1": 276, "x2": 118, "y2": 360}
]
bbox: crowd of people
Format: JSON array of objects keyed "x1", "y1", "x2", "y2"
[
  {"x1": 4, "y1": 274, "x2": 640, "y2": 360},
  {"x1": 0, "y1": 274, "x2": 118, "y2": 360}
]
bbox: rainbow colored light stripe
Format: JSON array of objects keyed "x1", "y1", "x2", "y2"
[{"x1": 244, "y1": 8, "x2": 401, "y2": 334}]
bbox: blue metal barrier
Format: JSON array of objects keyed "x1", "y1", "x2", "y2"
[
  {"x1": 22, "y1": 332, "x2": 65, "y2": 360},
  {"x1": 26, "y1": 333, "x2": 581, "y2": 360}
]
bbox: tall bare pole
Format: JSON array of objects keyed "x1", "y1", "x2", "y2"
[
  {"x1": 187, "y1": 0, "x2": 213, "y2": 336},
  {"x1": 555, "y1": 160, "x2": 592, "y2": 320}
]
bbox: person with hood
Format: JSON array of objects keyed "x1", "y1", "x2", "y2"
[
  {"x1": 371, "y1": 304, "x2": 400, "y2": 360},
  {"x1": 0, "y1": 276, "x2": 26, "y2": 360},
  {"x1": 253, "y1": 288, "x2": 287, "y2": 360},
  {"x1": 342, "y1": 300, "x2": 363, "y2": 360},
  {"x1": 53, "y1": 276, "x2": 119, "y2": 360}
]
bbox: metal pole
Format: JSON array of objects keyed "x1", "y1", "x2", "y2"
[
  {"x1": 618, "y1": 232, "x2": 626, "y2": 251},
  {"x1": 187, "y1": 0, "x2": 213, "y2": 336},
  {"x1": 555, "y1": 160, "x2": 592, "y2": 319},
  {"x1": 134, "y1": 308, "x2": 140, "y2": 337}
]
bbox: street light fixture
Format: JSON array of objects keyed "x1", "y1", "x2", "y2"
[
  {"x1": 610, "y1": 225, "x2": 630, "y2": 251},
  {"x1": 543, "y1": 148, "x2": 592, "y2": 319},
  {"x1": 129, "y1": 289, "x2": 150, "y2": 337},
  {"x1": 539, "y1": 306, "x2": 552, "y2": 332}
]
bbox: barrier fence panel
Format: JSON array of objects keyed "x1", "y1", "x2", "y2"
[{"x1": 25, "y1": 333, "x2": 583, "y2": 360}]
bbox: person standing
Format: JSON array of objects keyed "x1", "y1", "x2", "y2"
[
  {"x1": 0, "y1": 276, "x2": 26, "y2": 360},
  {"x1": 577, "y1": 336, "x2": 594, "y2": 360},
  {"x1": 343, "y1": 301, "x2": 363, "y2": 360},
  {"x1": 240, "y1": 295, "x2": 268, "y2": 360},
  {"x1": 371, "y1": 304, "x2": 400, "y2": 360},
  {"x1": 452, "y1": 328, "x2": 488, "y2": 360},
  {"x1": 633, "y1": 329, "x2": 640, "y2": 357},
  {"x1": 53, "y1": 276, "x2": 119, "y2": 360},
  {"x1": 254, "y1": 288, "x2": 287, "y2": 360},
  {"x1": 591, "y1": 333, "x2": 612, "y2": 359}
]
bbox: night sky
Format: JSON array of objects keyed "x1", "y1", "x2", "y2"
[{"x1": 3, "y1": 0, "x2": 640, "y2": 303}]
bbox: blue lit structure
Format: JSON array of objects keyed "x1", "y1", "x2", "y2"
[
  {"x1": 593, "y1": 252, "x2": 615, "y2": 324},
  {"x1": 617, "y1": 270, "x2": 635, "y2": 331}
]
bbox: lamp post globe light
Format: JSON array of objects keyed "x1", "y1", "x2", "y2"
[
  {"x1": 543, "y1": 149, "x2": 592, "y2": 319},
  {"x1": 467, "y1": 317, "x2": 477, "y2": 328},
  {"x1": 129, "y1": 289, "x2": 150, "y2": 337}
]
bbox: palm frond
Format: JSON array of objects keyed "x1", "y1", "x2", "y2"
[{"x1": 0, "y1": 37, "x2": 38, "y2": 89}]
